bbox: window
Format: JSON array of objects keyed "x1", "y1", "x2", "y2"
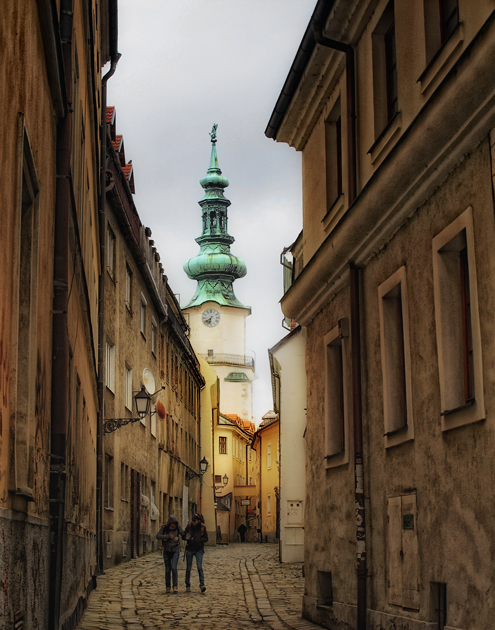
[
  {"x1": 104, "y1": 453, "x2": 114, "y2": 509},
  {"x1": 429, "y1": 582, "x2": 447, "y2": 629},
  {"x1": 325, "y1": 99, "x2": 343, "y2": 209},
  {"x1": 125, "y1": 264, "x2": 132, "y2": 311},
  {"x1": 14, "y1": 115, "x2": 40, "y2": 497},
  {"x1": 276, "y1": 439, "x2": 280, "y2": 464},
  {"x1": 378, "y1": 267, "x2": 414, "y2": 447},
  {"x1": 317, "y1": 571, "x2": 333, "y2": 608},
  {"x1": 439, "y1": 0, "x2": 459, "y2": 44},
  {"x1": 151, "y1": 402, "x2": 156, "y2": 438},
  {"x1": 214, "y1": 475, "x2": 222, "y2": 484},
  {"x1": 372, "y1": 2, "x2": 398, "y2": 137},
  {"x1": 267, "y1": 494, "x2": 272, "y2": 515},
  {"x1": 324, "y1": 320, "x2": 349, "y2": 467},
  {"x1": 151, "y1": 318, "x2": 157, "y2": 355},
  {"x1": 140, "y1": 293, "x2": 147, "y2": 337},
  {"x1": 125, "y1": 365, "x2": 133, "y2": 412},
  {"x1": 107, "y1": 226, "x2": 116, "y2": 279},
  {"x1": 219, "y1": 436, "x2": 227, "y2": 454},
  {"x1": 432, "y1": 207, "x2": 484, "y2": 430},
  {"x1": 121, "y1": 463, "x2": 129, "y2": 501},
  {"x1": 388, "y1": 494, "x2": 419, "y2": 610},
  {"x1": 106, "y1": 341, "x2": 115, "y2": 392},
  {"x1": 267, "y1": 443, "x2": 272, "y2": 470}
]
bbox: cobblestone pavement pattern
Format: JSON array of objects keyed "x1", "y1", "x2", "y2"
[{"x1": 76, "y1": 543, "x2": 322, "y2": 630}]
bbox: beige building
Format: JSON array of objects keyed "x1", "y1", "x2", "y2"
[
  {"x1": 267, "y1": 1, "x2": 495, "y2": 629},
  {"x1": 102, "y1": 109, "x2": 206, "y2": 566},
  {"x1": 0, "y1": 2, "x2": 117, "y2": 628},
  {"x1": 269, "y1": 326, "x2": 307, "y2": 562},
  {"x1": 253, "y1": 412, "x2": 280, "y2": 544}
]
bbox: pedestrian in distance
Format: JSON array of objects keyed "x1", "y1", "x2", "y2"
[
  {"x1": 237, "y1": 522, "x2": 247, "y2": 542},
  {"x1": 184, "y1": 513, "x2": 208, "y2": 592},
  {"x1": 156, "y1": 514, "x2": 184, "y2": 593}
]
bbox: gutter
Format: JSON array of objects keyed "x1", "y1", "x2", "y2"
[
  {"x1": 96, "y1": 0, "x2": 120, "y2": 574},
  {"x1": 49, "y1": 3, "x2": 73, "y2": 627},
  {"x1": 265, "y1": 0, "x2": 337, "y2": 140},
  {"x1": 312, "y1": 24, "x2": 357, "y2": 204}
]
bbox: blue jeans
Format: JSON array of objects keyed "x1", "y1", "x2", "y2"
[
  {"x1": 185, "y1": 549, "x2": 204, "y2": 588},
  {"x1": 163, "y1": 550, "x2": 180, "y2": 588}
]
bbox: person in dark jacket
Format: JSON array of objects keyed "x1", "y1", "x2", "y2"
[
  {"x1": 156, "y1": 515, "x2": 184, "y2": 593},
  {"x1": 183, "y1": 513, "x2": 208, "y2": 592}
]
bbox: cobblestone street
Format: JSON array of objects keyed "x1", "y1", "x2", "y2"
[{"x1": 76, "y1": 543, "x2": 321, "y2": 630}]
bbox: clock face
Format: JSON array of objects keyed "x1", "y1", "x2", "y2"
[{"x1": 202, "y1": 308, "x2": 220, "y2": 327}]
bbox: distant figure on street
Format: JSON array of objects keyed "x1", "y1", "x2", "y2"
[
  {"x1": 237, "y1": 522, "x2": 247, "y2": 542},
  {"x1": 184, "y1": 513, "x2": 208, "y2": 592},
  {"x1": 156, "y1": 515, "x2": 184, "y2": 594}
]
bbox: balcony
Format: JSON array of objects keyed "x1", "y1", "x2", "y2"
[{"x1": 200, "y1": 352, "x2": 255, "y2": 370}]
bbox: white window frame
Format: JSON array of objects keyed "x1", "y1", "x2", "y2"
[
  {"x1": 140, "y1": 293, "x2": 147, "y2": 337},
  {"x1": 324, "y1": 320, "x2": 350, "y2": 468},
  {"x1": 107, "y1": 226, "x2": 116, "y2": 279},
  {"x1": 432, "y1": 206, "x2": 484, "y2": 431},
  {"x1": 125, "y1": 365, "x2": 133, "y2": 412},
  {"x1": 106, "y1": 341, "x2": 116, "y2": 392},
  {"x1": 125, "y1": 263, "x2": 132, "y2": 311},
  {"x1": 151, "y1": 317, "x2": 157, "y2": 356},
  {"x1": 267, "y1": 443, "x2": 272, "y2": 470},
  {"x1": 378, "y1": 266, "x2": 414, "y2": 448}
]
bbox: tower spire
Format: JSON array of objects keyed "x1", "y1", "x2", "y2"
[{"x1": 183, "y1": 126, "x2": 249, "y2": 310}]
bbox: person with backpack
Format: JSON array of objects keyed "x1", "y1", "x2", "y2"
[
  {"x1": 156, "y1": 515, "x2": 184, "y2": 593},
  {"x1": 183, "y1": 513, "x2": 208, "y2": 592}
]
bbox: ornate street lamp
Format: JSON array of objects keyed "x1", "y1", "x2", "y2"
[
  {"x1": 103, "y1": 385, "x2": 163, "y2": 434},
  {"x1": 185, "y1": 456, "x2": 209, "y2": 480}
]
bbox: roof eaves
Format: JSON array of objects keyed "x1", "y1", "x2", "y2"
[{"x1": 265, "y1": 0, "x2": 337, "y2": 140}]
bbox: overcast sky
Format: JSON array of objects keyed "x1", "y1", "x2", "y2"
[{"x1": 108, "y1": 0, "x2": 315, "y2": 423}]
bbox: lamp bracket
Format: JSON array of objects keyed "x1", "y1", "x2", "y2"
[{"x1": 103, "y1": 417, "x2": 143, "y2": 434}]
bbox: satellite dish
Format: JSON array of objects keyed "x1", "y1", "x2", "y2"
[
  {"x1": 156, "y1": 399, "x2": 166, "y2": 421},
  {"x1": 143, "y1": 368, "x2": 155, "y2": 394}
]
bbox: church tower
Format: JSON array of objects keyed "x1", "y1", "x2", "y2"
[{"x1": 183, "y1": 125, "x2": 254, "y2": 422}]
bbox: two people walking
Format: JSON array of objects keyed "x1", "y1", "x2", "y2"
[{"x1": 156, "y1": 513, "x2": 208, "y2": 594}]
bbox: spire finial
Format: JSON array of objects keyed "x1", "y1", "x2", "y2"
[{"x1": 209, "y1": 123, "x2": 218, "y2": 144}]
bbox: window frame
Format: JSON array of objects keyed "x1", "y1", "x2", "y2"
[
  {"x1": 219, "y1": 436, "x2": 227, "y2": 454},
  {"x1": 378, "y1": 266, "x2": 414, "y2": 448},
  {"x1": 324, "y1": 320, "x2": 350, "y2": 468},
  {"x1": 267, "y1": 442, "x2": 272, "y2": 470},
  {"x1": 140, "y1": 293, "x2": 147, "y2": 338},
  {"x1": 106, "y1": 340, "x2": 116, "y2": 392},
  {"x1": 107, "y1": 225, "x2": 116, "y2": 280},
  {"x1": 432, "y1": 206, "x2": 485, "y2": 431},
  {"x1": 125, "y1": 263, "x2": 132, "y2": 312},
  {"x1": 124, "y1": 365, "x2": 133, "y2": 412}
]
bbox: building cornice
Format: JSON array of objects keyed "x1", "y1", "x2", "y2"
[{"x1": 281, "y1": 14, "x2": 495, "y2": 325}]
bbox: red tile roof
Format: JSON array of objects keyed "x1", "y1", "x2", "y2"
[
  {"x1": 122, "y1": 162, "x2": 133, "y2": 179},
  {"x1": 106, "y1": 106, "x2": 115, "y2": 124},
  {"x1": 112, "y1": 134, "x2": 123, "y2": 152}
]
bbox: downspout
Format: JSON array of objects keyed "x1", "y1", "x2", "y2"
[
  {"x1": 259, "y1": 433, "x2": 262, "y2": 543},
  {"x1": 350, "y1": 263, "x2": 367, "y2": 630},
  {"x1": 312, "y1": 25, "x2": 357, "y2": 204},
  {"x1": 49, "y1": 2, "x2": 73, "y2": 628},
  {"x1": 97, "y1": 0, "x2": 121, "y2": 574}
]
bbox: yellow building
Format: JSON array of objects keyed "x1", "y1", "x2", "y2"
[
  {"x1": 253, "y1": 412, "x2": 280, "y2": 543},
  {"x1": 214, "y1": 414, "x2": 256, "y2": 542}
]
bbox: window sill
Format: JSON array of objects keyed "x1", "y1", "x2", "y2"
[
  {"x1": 384, "y1": 423, "x2": 414, "y2": 449},
  {"x1": 322, "y1": 194, "x2": 346, "y2": 234},
  {"x1": 125, "y1": 304, "x2": 133, "y2": 316},
  {"x1": 368, "y1": 111, "x2": 402, "y2": 167},
  {"x1": 325, "y1": 450, "x2": 349, "y2": 469},
  {"x1": 106, "y1": 385, "x2": 115, "y2": 396},
  {"x1": 441, "y1": 399, "x2": 485, "y2": 433},
  {"x1": 107, "y1": 268, "x2": 117, "y2": 286},
  {"x1": 121, "y1": 498, "x2": 129, "y2": 503},
  {"x1": 417, "y1": 22, "x2": 464, "y2": 97},
  {"x1": 104, "y1": 507, "x2": 114, "y2": 512},
  {"x1": 140, "y1": 332, "x2": 146, "y2": 341}
]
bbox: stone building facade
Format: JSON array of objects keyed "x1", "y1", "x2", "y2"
[
  {"x1": 102, "y1": 109, "x2": 205, "y2": 567},
  {"x1": 267, "y1": 1, "x2": 495, "y2": 629},
  {"x1": 0, "y1": 1, "x2": 117, "y2": 628}
]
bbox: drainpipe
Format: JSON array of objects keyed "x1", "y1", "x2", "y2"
[
  {"x1": 350, "y1": 263, "x2": 367, "y2": 630},
  {"x1": 312, "y1": 25, "x2": 357, "y2": 204},
  {"x1": 96, "y1": 0, "x2": 120, "y2": 574},
  {"x1": 198, "y1": 386, "x2": 203, "y2": 514},
  {"x1": 49, "y1": 2, "x2": 73, "y2": 628}
]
